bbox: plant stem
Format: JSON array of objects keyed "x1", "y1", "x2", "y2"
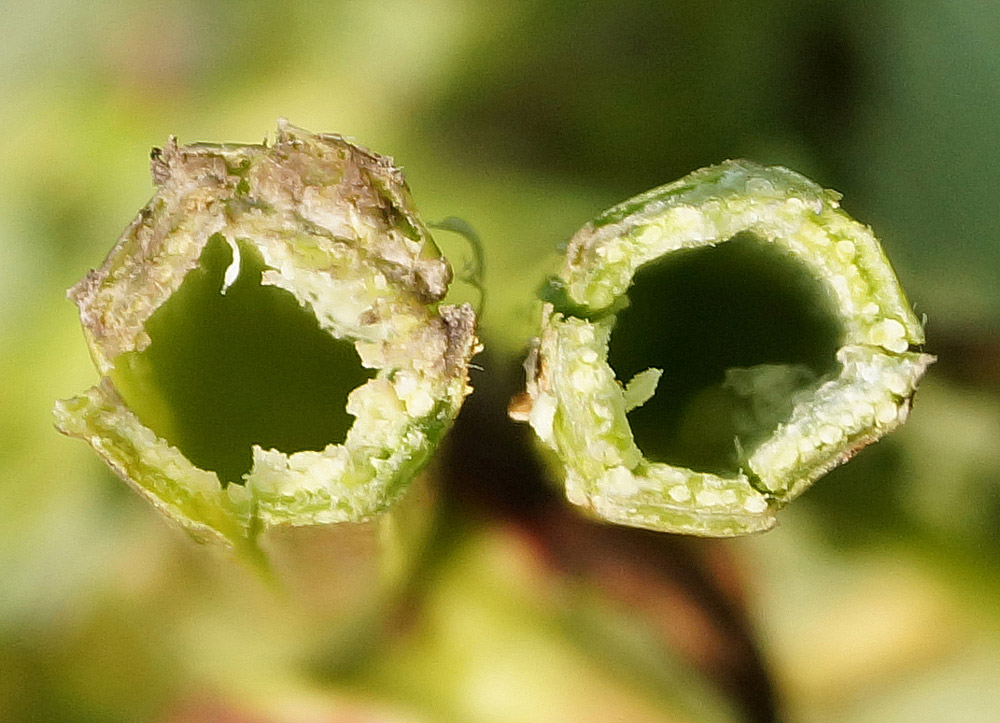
[
  {"x1": 54, "y1": 122, "x2": 480, "y2": 573},
  {"x1": 513, "y1": 160, "x2": 933, "y2": 536}
]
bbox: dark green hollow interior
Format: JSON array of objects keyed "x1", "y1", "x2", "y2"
[
  {"x1": 606, "y1": 233, "x2": 843, "y2": 476},
  {"x1": 110, "y1": 234, "x2": 373, "y2": 486}
]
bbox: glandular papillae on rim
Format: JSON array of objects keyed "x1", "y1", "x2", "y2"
[
  {"x1": 513, "y1": 161, "x2": 933, "y2": 536},
  {"x1": 54, "y1": 121, "x2": 479, "y2": 550}
]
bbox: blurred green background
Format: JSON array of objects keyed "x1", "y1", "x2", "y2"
[{"x1": 2, "y1": 1, "x2": 999, "y2": 721}]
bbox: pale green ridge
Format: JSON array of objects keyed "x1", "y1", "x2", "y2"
[{"x1": 516, "y1": 160, "x2": 933, "y2": 536}]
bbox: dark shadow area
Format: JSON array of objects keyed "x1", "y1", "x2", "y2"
[
  {"x1": 607, "y1": 233, "x2": 843, "y2": 475},
  {"x1": 442, "y1": 349, "x2": 561, "y2": 519},
  {"x1": 110, "y1": 234, "x2": 373, "y2": 486}
]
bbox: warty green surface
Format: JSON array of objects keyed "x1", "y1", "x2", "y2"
[{"x1": 516, "y1": 160, "x2": 933, "y2": 536}]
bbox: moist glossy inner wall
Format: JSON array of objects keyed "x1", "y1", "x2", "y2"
[
  {"x1": 606, "y1": 233, "x2": 843, "y2": 476},
  {"x1": 110, "y1": 234, "x2": 373, "y2": 486}
]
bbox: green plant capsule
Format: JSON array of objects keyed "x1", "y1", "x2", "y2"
[
  {"x1": 54, "y1": 121, "x2": 479, "y2": 561},
  {"x1": 512, "y1": 161, "x2": 933, "y2": 537}
]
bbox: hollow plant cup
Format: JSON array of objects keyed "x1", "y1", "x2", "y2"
[
  {"x1": 512, "y1": 160, "x2": 933, "y2": 536},
  {"x1": 54, "y1": 122, "x2": 480, "y2": 603}
]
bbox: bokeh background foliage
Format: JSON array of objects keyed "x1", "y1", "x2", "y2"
[{"x1": 1, "y1": 0, "x2": 999, "y2": 721}]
